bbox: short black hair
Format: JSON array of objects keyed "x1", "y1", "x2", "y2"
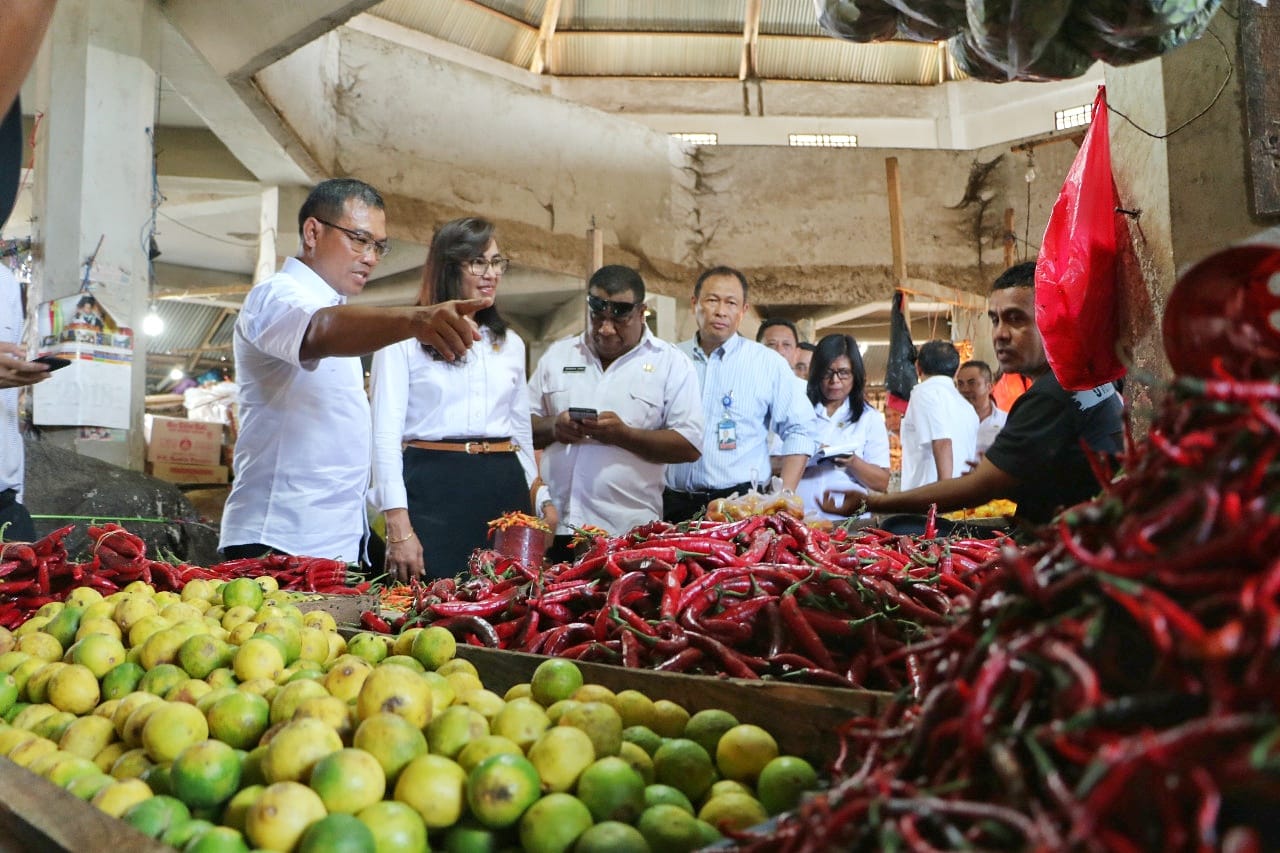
[
  {"x1": 756, "y1": 318, "x2": 799, "y2": 345},
  {"x1": 917, "y1": 339, "x2": 961, "y2": 377},
  {"x1": 694, "y1": 266, "x2": 749, "y2": 301},
  {"x1": 798, "y1": 342, "x2": 816, "y2": 353},
  {"x1": 958, "y1": 359, "x2": 994, "y2": 383},
  {"x1": 992, "y1": 261, "x2": 1036, "y2": 292},
  {"x1": 588, "y1": 264, "x2": 645, "y2": 302},
  {"x1": 807, "y1": 334, "x2": 869, "y2": 422},
  {"x1": 298, "y1": 178, "x2": 384, "y2": 237}
]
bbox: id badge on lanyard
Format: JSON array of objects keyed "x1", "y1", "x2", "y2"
[{"x1": 717, "y1": 392, "x2": 736, "y2": 451}]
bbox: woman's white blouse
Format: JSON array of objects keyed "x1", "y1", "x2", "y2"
[
  {"x1": 796, "y1": 398, "x2": 891, "y2": 521},
  {"x1": 369, "y1": 326, "x2": 537, "y2": 513}
]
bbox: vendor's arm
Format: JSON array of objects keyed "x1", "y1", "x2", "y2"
[
  {"x1": 823, "y1": 457, "x2": 1017, "y2": 516},
  {"x1": 582, "y1": 412, "x2": 699, "y2": 464},
  {"x1": 300, "y1": 298, "x2": 488, "y2": 361}
]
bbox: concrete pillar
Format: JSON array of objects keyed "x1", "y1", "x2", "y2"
[
  {"x1": 1106, "y1": 10, "x2": 1267, "y2": 392},
  {"x1": 29, "y1": 0, "x2": 158, "y2": 469}
]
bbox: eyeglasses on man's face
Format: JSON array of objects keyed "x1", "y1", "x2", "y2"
[
  {"x1": 464, "y1": 257, "x2": 511, "y2": 276},
  {"x1": 314, "y1": 217, "x2": 391, "y2": 258},
  {"x1": 823, "y1": 368, "x2": 853, "y2": 382},
  {"x1": 587, "y1": 294, "x2": 642, "y2": 321}
]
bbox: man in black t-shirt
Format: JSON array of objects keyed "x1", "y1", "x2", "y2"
[{"x1": 822, "y1": 262, "x2": 1123, "y2": 525}]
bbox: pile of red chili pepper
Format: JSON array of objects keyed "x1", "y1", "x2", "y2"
[
  {"x1": 0, "y1": 522, "x2": 367, "y2": 629},
  {"x1": 728, "y1": 373, "x2": 1280, "y2": 851},
  {"x1": 364, "y1": 511, "x2": 1004, "y2": 690}
]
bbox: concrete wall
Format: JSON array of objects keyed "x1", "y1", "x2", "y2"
[
  {"x1": 255, "y1": 25, "x2": 696, "y2": 291},
  {"x1": 692, "y1": 138, "x2": 1076, "y2": 305}
]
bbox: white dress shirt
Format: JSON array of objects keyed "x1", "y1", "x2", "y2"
[
  {"x1": 220, "y1": 258, "x2": 369, "y2": 562},
  {"x1": 529, "y1": 329, "x2": 703, "y2": 535},
  {"x1": 796, "y1": 398, "x2": 891, "y2": 521},
  {"x1": 900, "y1": 373, "x2": 980, "y2": 490},
  {"x1": 976, "y1": 405, "x2": 1008, "y2": 455},
  {"x1": 369, "y1": 326, "x2": 537, "y2": 514},
  {"x1": 665, "y1": 335, "x2": 818, "y2": 492},
  {"x1": 0, "y1": 265, "x2": 22, "y2": 497}
]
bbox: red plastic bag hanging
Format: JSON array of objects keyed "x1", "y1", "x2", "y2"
[{"x1": 1034, "y1": 86, "x2": 1127, "y2": 392}]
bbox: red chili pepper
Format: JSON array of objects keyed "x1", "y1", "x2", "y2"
[
  {"x1": 778, "y1": 594, "x2": 836, "y2": 671},
  {"x1": 429, "y1": 587, "x2": 519, "y2": 619},
  {"x1": 684, "y1": 630, "x2": 759, "y2": 679},
  {"x1": 653, "y1": 647, "x2": 703, "y2": 672},
  {"x1": 360, "y1": 611, "x2": 392, "y2": 633}
]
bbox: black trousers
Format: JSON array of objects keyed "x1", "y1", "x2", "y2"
[
  {"x1": 402, "y1": 447, "x2": 531, "y2": 580},
  {"x1": 661, "y1": 482, "x2": 755, "y2": 524},
  {"x1": 0, "y1": 489, "x2": 36, "y2": 541}
]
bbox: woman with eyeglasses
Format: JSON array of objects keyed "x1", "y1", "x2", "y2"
[
  {"x1": 369, "y1": 217, "x2": 543, "y2": 581},
  {"x1": 796, "y1": 333, "x2": 891, "y2": 520}
]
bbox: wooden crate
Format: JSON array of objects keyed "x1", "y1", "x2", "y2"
[
  {"x1": 455, "y1": 645, "x2": 890, "y2": 769},
  {"x1": 295, "y1": 593, "x2": 379, "y2": 627},
  {"x1": 0, "y1": 757, "x2": 170, "y2": 853}
]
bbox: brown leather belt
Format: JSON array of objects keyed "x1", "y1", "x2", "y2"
[{"x1": 406, "y1": 439, "x2": 516, "y2": 455}]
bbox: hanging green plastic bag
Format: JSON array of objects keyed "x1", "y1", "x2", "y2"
[
  {"x1": 1064, "y1": 0, "x2": 1223, "y2": 67},
  {"x1": 814, "y1": 0, "x2": 899, "y2": 42},
  {"x1": 1034, "y1": 86, "x2": 1127, "y2": 392}
]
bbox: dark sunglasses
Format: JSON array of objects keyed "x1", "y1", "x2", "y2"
[{"x1": 587, "y1": 294, "x2": 641, "y2": 320}]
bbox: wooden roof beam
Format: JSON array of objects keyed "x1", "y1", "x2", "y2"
[
  {"x1": 530, "y1": 0, "x2": 563, "y2": 74},
  {"x1": 740, "y1": 0, "x2": 763, "y2": 81}
]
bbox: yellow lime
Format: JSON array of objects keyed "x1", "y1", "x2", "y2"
[
  {"x1": 58, "y1": 714, "x2": 116, "y2": 759},
  {"x1": 171, "y1": 738, "x2": 243, "y2": 809},
  {"x1": 91, "y1": 777, "x2": 153, "y2": 817},
  {"x1": 409, "y1": 626, "x2": 455, "y2": 671},
  {"x1": 355, "y1": 663, "x2": 431, "y2": 728},
  {"x1": 222, "y1": 578, "x2": 264, "y2": 610},
  {"x1": 261, "y1": 717, "x2": 343, "y2": 784},
  {"x1": 530, "y1": 658, "x2": 583, "y2": 707},
  {"x1": 698, "y1": 791, "x2": 768, "y2": 833},
  {"x1": 298, "y1": 813, "x2": 376, "y2": 853},
  {"x1": 518, "y1": 792, "x2": 593, "y2": 853},
  {"x1": 309, "y1": 748, "x2": 386, "y2": 815},
  {"x1": 650, "y1": 699, "x2": 690, "y2": 738},
  {"x1": 206, "y1": 689, "x2": 270, "y2": 750},
  {"x1": 715, "y1": 724, "x2": 778, "y2": 785},
  {"x1": 142, "y1": 701, "x2": 210, "y2": 763},
  {"x1": 355, "y1": 800, "x2": 428, "y2": 853},
  {"x1": 234, "y1": 637, "x2": 285, "y2": 683},
  {"x1": 653, "y1": 738, "x2": 716, "y2": 803},
  {"x1": 245, "y1": 781, "x2": 327, "y2": 853},
  {"x1": 527, "y1": 725, "x2": 595, "y2": 793},
  {"x1": 394, "y1": 753, "x2": 468, "y2": 829},
  {"x1": 352, "y1": 712, "x2": 427, "y2": 785}
]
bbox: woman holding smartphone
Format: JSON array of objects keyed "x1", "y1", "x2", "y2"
[
  {"x1": 370, "y1": 217, "x2": 543, "y2": 581},
  {"x1": 795, "y1": 333, "x2": 891, "y2": 521}
]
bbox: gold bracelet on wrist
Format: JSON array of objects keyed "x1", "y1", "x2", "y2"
[{"x1": 386, "y1": 531, "x2": 416, "y2": 544}]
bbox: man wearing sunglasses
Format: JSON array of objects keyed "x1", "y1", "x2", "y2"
[
  {"x1": 529, "y1": 265, "x2": 703, "y2": 550},
  {"x1": 220, "y1": 178, "x2": 488, "y2": 565}
]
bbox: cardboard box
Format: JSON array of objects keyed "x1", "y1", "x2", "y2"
[
  {"x1": 149, "y1": 461, "x2": 229, "y2": 485},
  {"x1": 146, "y1": 415, "x2": 224, "y2": 465}
]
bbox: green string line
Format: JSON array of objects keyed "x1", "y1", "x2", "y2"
[{"x1": 30, "y1": 514, "x2": 202, "y2": 525}]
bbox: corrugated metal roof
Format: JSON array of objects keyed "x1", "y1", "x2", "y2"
[
  {"x1": 366, "y1": 0, "x2": 960, "y2": 85},
  {"x1": 757, "y1": 35, "x2": 948, "y2": 84},
  {"x1": 761, "y1": 0, "x2": 827, "y2": 37},
  {"x1": 551, "y1": 33, "x2": 741, "y2": 77},
  {"x1": 559, "y1": 0, "x2": 741, "y2": 33}
]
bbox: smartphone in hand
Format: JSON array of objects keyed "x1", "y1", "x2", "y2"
[
  {"x1": 568, "y1": 407, "x2": 598, "y2": 422},
  {"x1": 32, "y1": 355, "x2": 72, "y2": 371}
]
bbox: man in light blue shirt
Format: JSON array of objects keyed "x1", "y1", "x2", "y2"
[{"x1": 664, "y1": 266, "x2": 819, "y2": 522}]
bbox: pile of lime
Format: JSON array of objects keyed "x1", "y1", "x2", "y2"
[{"x1": 0, "y1": 576, "x2": 820, "y2": 852}]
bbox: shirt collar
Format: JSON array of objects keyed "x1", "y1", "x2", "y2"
[
  {"x1": 283, "y1": 256, "x2": 346, "y2": 306},
  {"x1": 690, "y1": 331, "x2": 743, "y2": 361}
]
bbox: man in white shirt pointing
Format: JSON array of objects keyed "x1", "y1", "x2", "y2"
[
  {"x1": 220, "y1": 179, "x2": 487, "y2": 563},
  {"x1": 529, "y1": 265, "x2": 703, "y2": 552}
]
